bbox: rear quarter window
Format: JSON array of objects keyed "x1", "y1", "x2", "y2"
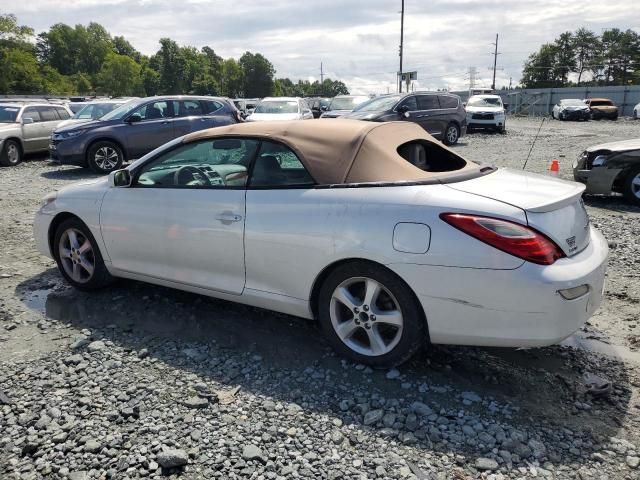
[
  {"x1": 204, "y1": 101, "x2": 224, "y2": 114},
  {"x1": 397, "y1": 140, "x2": 467, "y2": 172},
  {"x1": 55, "y1": 107, "x2": 71, "y2": 119},
  {"x1": 438, "y1": 95, "x2": 460, "y2": 109}
]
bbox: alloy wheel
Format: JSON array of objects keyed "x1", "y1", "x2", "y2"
[
  {"x1": 94, "y1": 146, "x2": 120, "y2": 170},
  {"x1": 446, "y1": 125, "x2": 458, "y2": 144},
  {"x1": 6, "y1": 143, "x2": 19, "y2": 164},
  {"x1": 329, "y1": 277, "x2": 403, "y2": 357},
  {"x1": 631, "y1": 173, "x2": 640, "y2": 199},
  {"x1": 58, "y1": 228, "x2": 95, "y2": 283}
]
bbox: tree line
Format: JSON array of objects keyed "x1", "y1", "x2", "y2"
[
  {"x1": 521, "y1": 27, "x2": 640, "y2": 88},
  {"x1": 0, "y1": 14, "x2": 349, "y2": 98}
]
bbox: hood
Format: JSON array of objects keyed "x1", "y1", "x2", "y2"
[
  {"x1": 465, "y1": 105, "x2": 504, "y2": 113},
  {"x1": 56, "y1": 118, "x2": 93, "y2": 129},
  {"x1": 55, "y1": 119, "x2": 109, "y2": 134},
  {"x1": 246, "y1": 113, "x2": 301, "y2": 121},
  {"x1": 342, "y1": 110, "x2": 384, "y2": 121},
  {"x1": 586, "y1": 138, "x2": 640, "y2": 153},
  {"x1": 560, "y1": 105, "x2": 589, "y2": 111},
  {"x1": 321, "y1": 109, "x2": 352, "y2": 118},
  {"x1": 58, "y1": 176, "x2": 109, "y2": 198}
]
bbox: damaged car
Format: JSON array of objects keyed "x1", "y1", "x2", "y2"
[
  {"x1": 551, "y1": 99, "x2": 590, "y2": 121},
  {"x1": 574, "y1": 138, "x2": 640, "y2": 205},
  {"x1": 35, "y1": 120, "x2": 608, "y2": 366}
]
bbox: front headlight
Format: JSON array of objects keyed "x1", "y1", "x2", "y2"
[
  {"x1": 61, "y1": 129, "x2": 87, "y2": 139},
  {"x1": 41, "y1": 192, "x2": 57, "y2": 208},
  {"x1": 592, "y1": 155, "x2": 607, "y2": 167}
]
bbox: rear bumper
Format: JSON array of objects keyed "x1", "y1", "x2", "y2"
[{"x1": 389, "y1": 226, "x2": 608, "y2": 348}]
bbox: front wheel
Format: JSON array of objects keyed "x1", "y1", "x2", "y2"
[
  {"x1": 318, "y1": 262, "x2": 426, "y2": 367},
  {"x1": 87, "y1": 141, "x2": 123, "y2": 174},
  {"x1": 0, "y1": 139, "x2": 22, "y2": 167},
  {"x1": 443, "y1": 123, "x2": 460, "y2": 145},
  {"x1": 54, "y1": 218, "x2": 114, "y2": 291},
  {"x1": 622, "y1": 167, "x2": 640, "y2": 206}
]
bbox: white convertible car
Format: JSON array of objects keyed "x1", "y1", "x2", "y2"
[{"x1": 34, "y1": 120, "x2": 608, "y2": 366}]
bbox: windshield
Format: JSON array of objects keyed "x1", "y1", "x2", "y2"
[
  {"x1": 590, "y1": 100, "x2": 613, "y2": 107},
  {"x1": 560, "y1": 99, "x2": 586, "y2": 106},
  {"x1": 0, "y1": 106, "x2": 20, "y2": 123},
  {"x1": 354, "y1": 95, "x2": 401, "y2": 112},
  {"x1": 100, "y1": 99, "x2": 140, "y2": 120},
  {"x1": 329, "y1": 97, "x2": 368, "y2": 111},
  {"x1": 254, "y1": 101, "x2": 299, "y2": 114},
  {"x1": 467, "y1": 97, "x2": 503, "y2": 108},
  {"x1": 73, "y1": 102, "x2": 123, "y2": 120}
]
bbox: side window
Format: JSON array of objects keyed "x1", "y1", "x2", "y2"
[
  {"x1": 134, "y1": 101, "x2": 169, "y2": 120},
  {"x1": 417, "y1": 95, "x2": 440, "y2": 111},
  {"x1": 398, "y1": 96, "x2": 418, "y2": 111},
  {"x1": 204, "y1": 101, "x2": 223, "y2": 114},
  {"x1": 55, "y1": 107, "x2": 71, "y2": 119},
  {"x1": 136, "y1": 138, "x2": 259, "y2": 188},
  {"x1": 173, "y1": 100, "x2": 204, "y2": 117},
  {"x1": 438, "y1": 95, "x2": 459, "y2": 109},
  {"x1": 22, "y1": 107, "x2": 41, "y2": 123},
  {"x1": 249, "y1": 140, "x2": 314, "y2": 188},
  {"x1": 38, "y1": 106, "x2": 58, "y2": 121}
]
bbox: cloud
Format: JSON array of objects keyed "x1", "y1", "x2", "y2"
[{"x1": 9, "y1": 0, "x2": 639, "y2": 94}]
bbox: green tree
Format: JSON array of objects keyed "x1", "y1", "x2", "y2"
[
  {"x1": 97, "y1": 52, "x2": 142, "y2": 96},
  {"x1": 0, "y1": 47, "x2": 42, "y2": 93},
  {"x1": 152, "y1": 38, "x2": 187, "y2": 94},
  {"x1": 71, "y1": 73, "x2": 93, "y2": 94},
  {"x1": 220, "y1": 58, "x2": 244, "y2": 97},
  {"x1": 0, "y1": 13, "x2": 34, "y2": 48},
  {"x1": 40, "y1": 65, "x2": 74, "y2": 94},
  {"x1": 239, "y1": 52, "x2": 275, "y2": 97},
  {"x1": 553, "y1": 32, "x2": 576, "y2": 86},
  {"x1": 521, "y1": 43, "x2": 562, "y2": 88},
  {"x1": 573, "y1": 28, "x2": 599, "y2": 85},
  {"x1": 113, "y1": 35, "x2": 142, "y2": 63},
  {"x1": 142, "y1": 67, "x2": 160, "y2": 96}
]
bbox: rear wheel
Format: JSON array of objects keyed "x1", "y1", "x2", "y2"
[
  {"x1": 634, "y1": 109, "x2": 638, "y2": 120},
  {"x1": 318, "y1": 261, "x2": 426, "y2": 367},
  {"x1": 0, "y1": 139, "x2": 22, "y2": 167},
  {"x1": 87, "y1": 141, "x2": 123, "y2": 174},
  {"x1": 443, "y1": 123, "x2": 460, "y2": 145},
  {"x1": 622, "y1": 167, "x2": 640, "y2": 206},
  {"x1": 54, "y1": 218, "x2": 114, "y2": 291}
]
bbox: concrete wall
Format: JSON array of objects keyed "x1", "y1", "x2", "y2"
[{"x1": 452, "y1": 85, "x2": 640, "y2": 117}]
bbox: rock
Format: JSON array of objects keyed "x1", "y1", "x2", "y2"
[
  {"x1": 148, "y1": 461, "x2": 159, "y2": 471},
  {"x1": 411, "y1": 401, "x2": 433, "y2": 416},
  {"x1": 68, "y1": 472, "x2": 88, "y2": 480},
  {"x1": 157, "y1": 449, "x2": 189, "y2": 468},
  {"x1": 70, "y1": 337, "x2": 89, "y2": 350},
  {"x1": 475, "y1": 457, "x2": 499, "y2": 470},
  {"x1": 182, "y1": 396, "x2": 209, "y2": 409},
  {"x1": 84, "y1": 439, "x2": 101, "y2": 453},
  {"x1": 364, "y1": 409, "x2": 384, "y2": 426},
  {"x1": 138, "y1": 348, "x2": 149, "y2": 359},
  {"x1": 242, "y1": 444, "x2": 266, "y2": 463},
  {"x1": 461, "y1": 391, "x2": 482, "y2": 403},
  {"x1": 87, "y1": 340, "x2": 106, "y2": 352},
  {"x1": 627, "y1": 456, "x2": 640, "y2": 469},
  {"x1": 64, "y1": 354, "x2": 83, "y2": 366},
  {"x1": 386, "y1": 369, "x2": 401, "y2": 379},
  {"x1": 0, "y1": 389, "x2": 13, "y2": 405}
]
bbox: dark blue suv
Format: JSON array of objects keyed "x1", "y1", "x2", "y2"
[{"x1": 50, "y1": 96, "x2": 242, "y2": 173}]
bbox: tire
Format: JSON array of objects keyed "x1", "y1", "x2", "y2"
[
  {"x1": 634, "y1": 110, "x2": 638, "y2": 120},
  {"x1": 495, "y1": 125, "x2": 506, "y2": 134},
  {"x1": 559, "y1": 112, "x2": 564, "y2": 121},
  {"x1": 0, "y1": 139, "x2": 22, "y2": 167},
  {"x1": 87, "y1": 141, "x2": 123, "y2": 174},
  {"x1": 443, "y1": 123, "x2": 460, "y2": 146},
  {"x1": 317, "y1": 261, "x2": 426, "y2": 367},
  {"x1": 53, "y1": 217, "x2": 114, "y2": 291},
  {"x1": 622, "y1": 167, "x2": 640, "y2": 206}
]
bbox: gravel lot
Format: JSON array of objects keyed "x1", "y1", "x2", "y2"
[{"x1": 1, "y1": 116, "x2": 640, "y2": 479}]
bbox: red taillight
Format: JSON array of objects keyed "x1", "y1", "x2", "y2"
[{"x1": 440, "y1": 213, "x2": 565, "y2": 265}]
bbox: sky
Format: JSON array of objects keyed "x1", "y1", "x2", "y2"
[{"x1": 9, "y1": 0, "x2": 640, "y2": 95}]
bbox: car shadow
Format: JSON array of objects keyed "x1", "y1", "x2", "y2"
[
  {"x1": 15, "y1": 270, "x2": 634, "y2": 468},
  {"x1": 583, "y1": 194, "x2": 640, "y2": 214},
  {"x1": 40, "y1": 167, "x2": 102, "y2": 181}
]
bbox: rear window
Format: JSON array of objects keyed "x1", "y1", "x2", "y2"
[
  {"x1": 397, "y1": 140, "x2": 467, "y2": 172},
  {"x1": 438, "y1": 95, "x2": 459, "y2": 109},
  {"x1": 204, "y1": 101, "x2": 224, "y2": 113},
  {"x1": 589, "y1": 100, "x2": 614, "y2": 107},
  {"x1": 417, "y1": 95, "x2": 440, "y2": 110}
]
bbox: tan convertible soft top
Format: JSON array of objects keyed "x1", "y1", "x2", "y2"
[{"x1": 185, "y1": 119, "x2": 477, "y2": 184}]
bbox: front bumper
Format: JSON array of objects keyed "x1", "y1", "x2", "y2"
[
  {"x1": 389, "y1": 226, "x2": 608, "y2": 348},
  {"x1": 49, "y1": 136, "x2": 88, "y2": 166},
  {"x1": 560, "y1": 109, "x2": 590, "y2": 120},
  {"x1": 573, "y1": 164, "x2": 622, "y2": 195},
  {"x1": 466, "y1": 114, "x2": 505, "y2": 129}
]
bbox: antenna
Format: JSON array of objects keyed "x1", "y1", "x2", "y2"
[{"x1": 522, "y1": 118, "x2": 546, "y2": 170}]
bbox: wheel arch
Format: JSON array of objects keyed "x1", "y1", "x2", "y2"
[
  {"x1": 308, "y1": 257, "x2": 430, "y2": 339},
  {"x1": 47, "y1": 212, "x2": 90, "y2": 258},
  {"x1": 85, "y1": 137, "x2": 129, "y2": 163},
  {"x1": 3, "y1": 136, "x2": 24, "y2": 153}
]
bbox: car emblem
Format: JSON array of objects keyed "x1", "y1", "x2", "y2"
[{"x1": 566, "y1": 236, "x2": 577, "y2": 252}]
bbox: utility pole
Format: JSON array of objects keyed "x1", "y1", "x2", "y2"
[
  {"x1": 320, "y1": 62, "x2": 324, "y2": 95},
  {"x1": 398, "y1": 0, "x2": 404, "y2": 93},
  {"x1": 491, "y1": 33, "x2": 499, "y2": 90},
  {"x1": 468, "y1": 66, "x2": 477, "y2": 89}
]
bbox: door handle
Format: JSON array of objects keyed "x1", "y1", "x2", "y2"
[{"x1": 216, "y1": 213, "x2": 243, "y2": 223}]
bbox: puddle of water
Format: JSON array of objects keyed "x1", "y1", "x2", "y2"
[
  {"x1": 23, "y1": 288, "x2": 53, "y2": 313},
  {"x1": 561, "y1": 333, "x2": 640, "y2": 365}
]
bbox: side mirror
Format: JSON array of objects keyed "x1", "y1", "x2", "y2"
[
  {"x1": 397, "y1": 105, "x2": 409, "y2": 115},
  {"x1": 462, "y1": 102, "x2": 467, "y2": 107},
  {"x1": 22, "y1": 117, "x2": 34, "y2": 124},
  {"x1": 109, "y1": 169, "x2": 132, "y2": 187},
  {"x1": 403, "y1": 111, "x2": 410, "y2": 118},
  {"x1": 127, "y1": 113, "x2": 142, "y2": 123}
]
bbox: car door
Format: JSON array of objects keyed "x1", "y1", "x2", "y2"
[
  {"x1": 124, "y1": 100, "x2": 175, "y2": 159},
  {"x1": 244, "y1": 140, "x2": 317, "y2": 297},
  {"x1": 172, "y1": 100, "x2": 231, "y2": 136},
  {"x1": 100, "y1": 137, "x2": 258, "y2": 294},
  {"x1": 37, "y1": 107, "x2": 64, "y2": 148},
  {"x1": 20, "y1": 106, "x2": 46, "y2": 153},
  {"x1": 396, "y1": 95, "x2": 419, "y2": 125},
  {"x1": 415, "y1": 95, "x2": 443, "y2": 136}
]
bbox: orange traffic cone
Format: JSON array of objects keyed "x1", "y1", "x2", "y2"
[{"x1": 549, "y1": 159, "x2": 560, "y2": 177}]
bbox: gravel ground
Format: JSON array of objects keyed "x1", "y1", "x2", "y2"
[{"x1": 1, "y1": 116, "x2": 640, "y2": 480}]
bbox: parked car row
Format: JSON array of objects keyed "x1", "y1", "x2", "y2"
[{"x1": 552, "y1": 97, "x2": 620, "y2": 121}]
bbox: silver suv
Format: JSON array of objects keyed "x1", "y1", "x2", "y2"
[{"x1": 0, "y1": 102, "x2": 72, "y2": 167}]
